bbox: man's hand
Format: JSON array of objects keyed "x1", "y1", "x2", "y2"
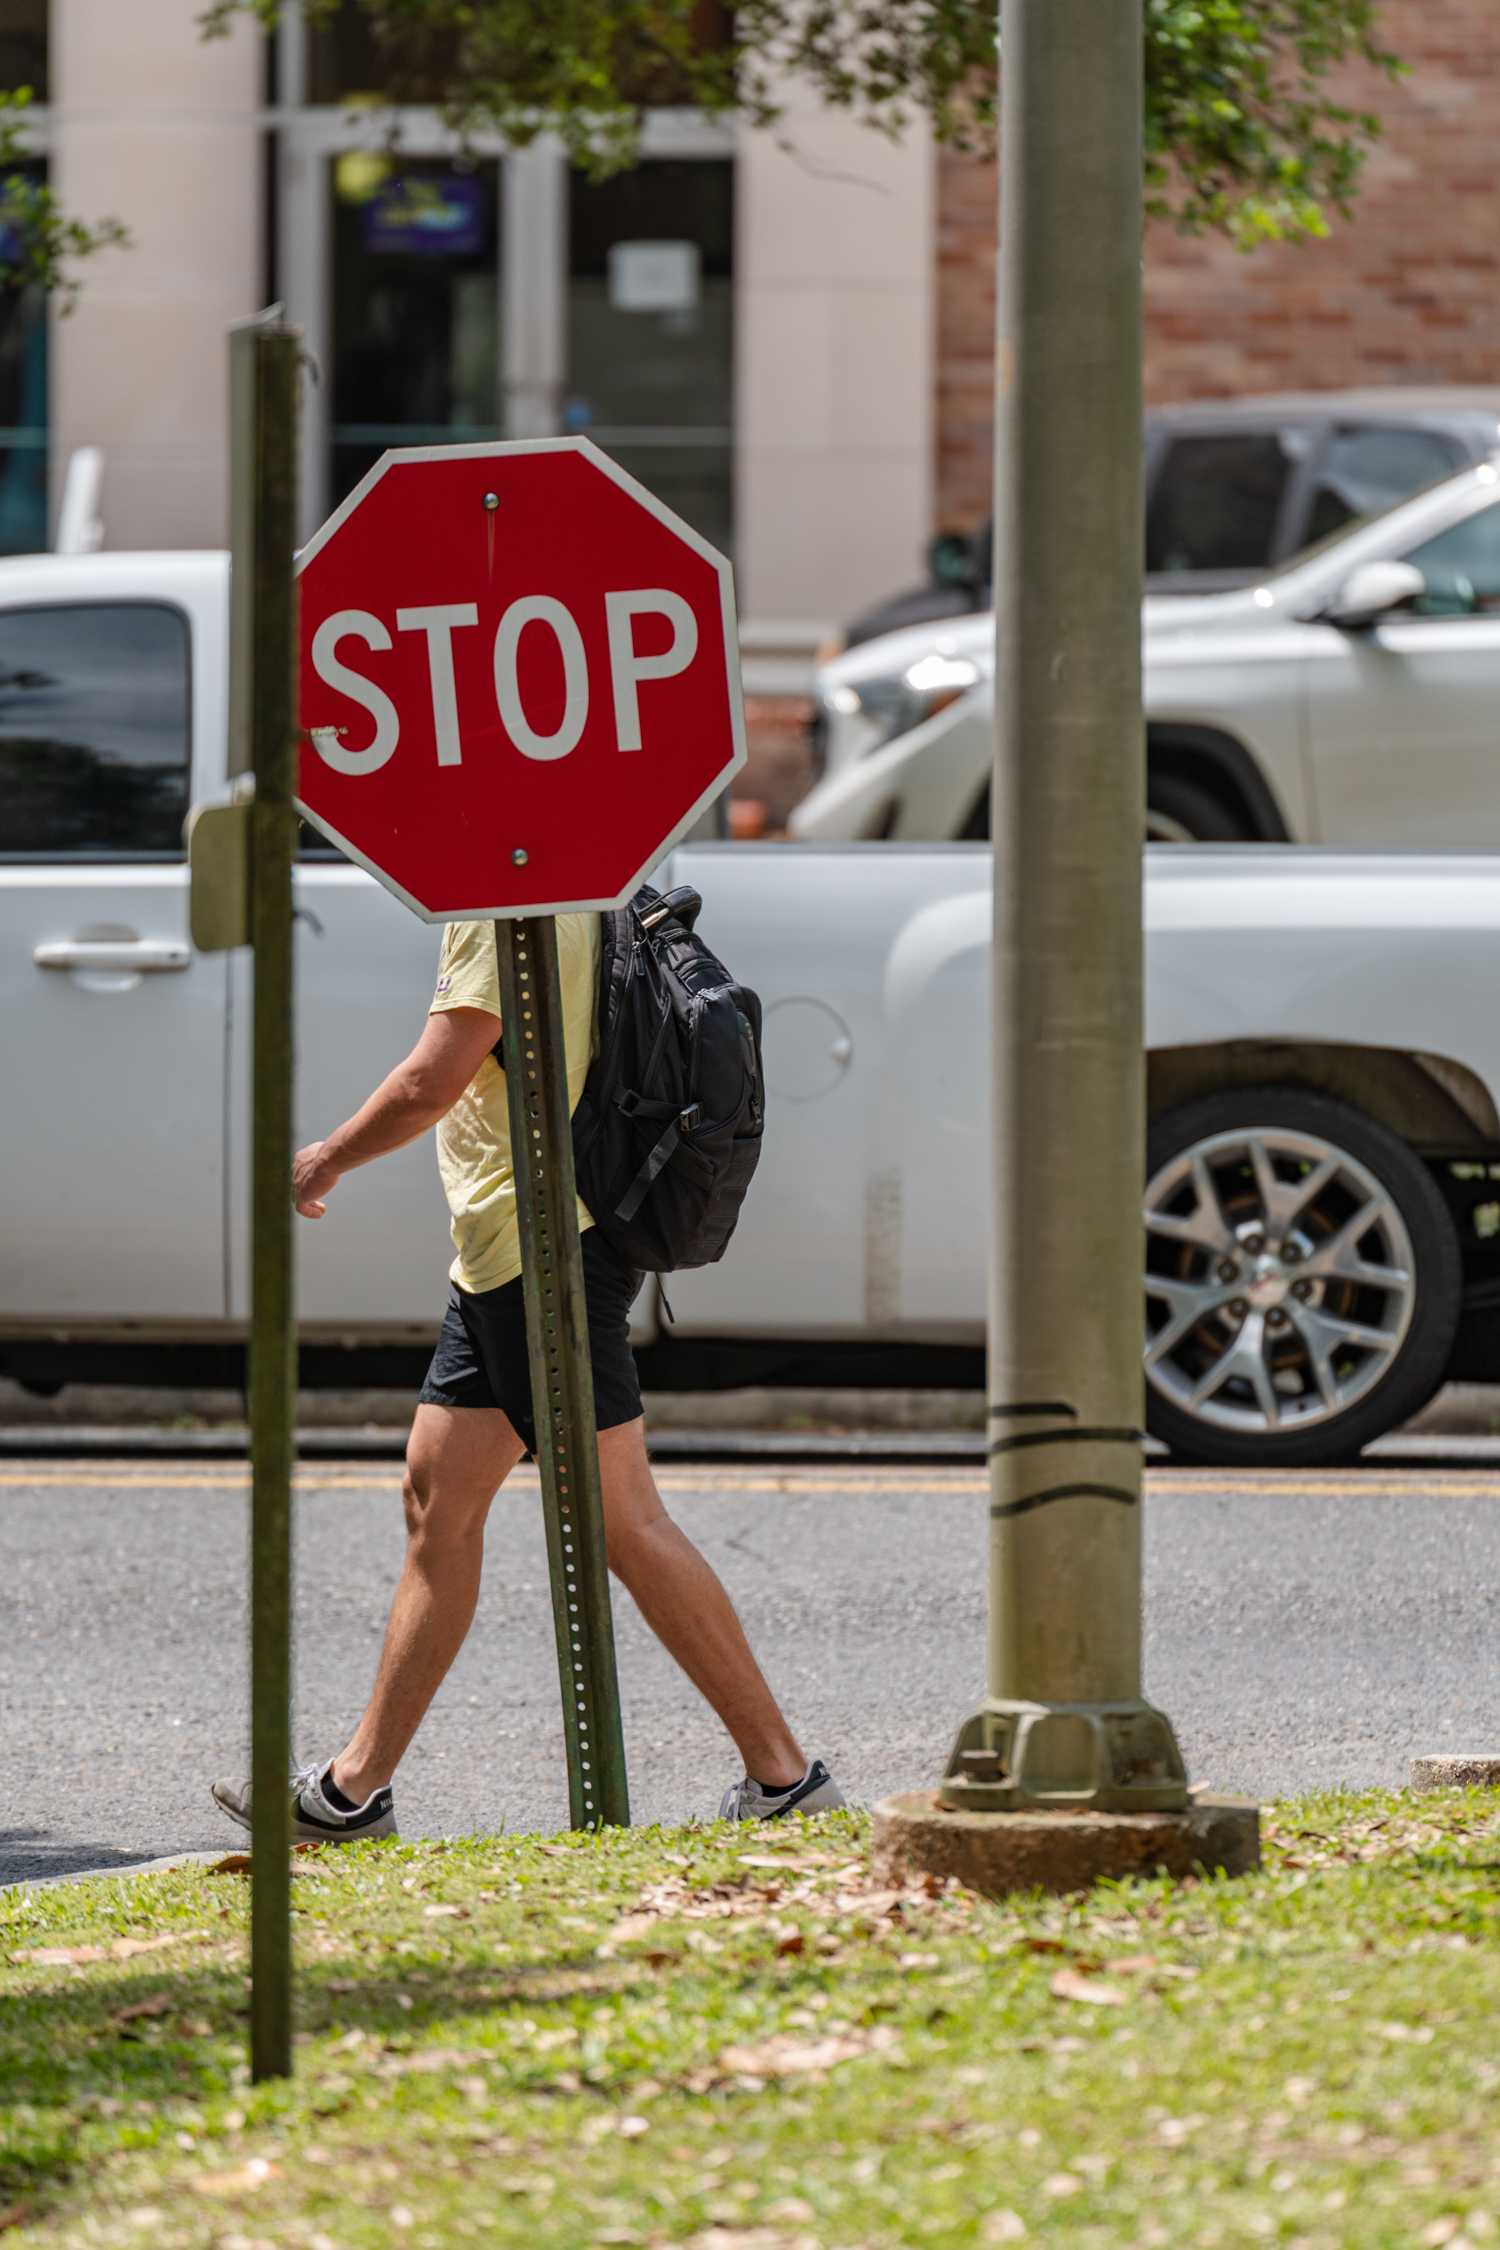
[
  {"x1": 292, "y1": 1140, "x2": 340, "y2": 1219},
  {"x1": 286, "y1": 1007, "x2": 499, "y2": 1221}
]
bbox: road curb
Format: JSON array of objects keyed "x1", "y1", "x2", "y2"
[{"x1": 1409, "y1": 1754, "x2": 1500, "y2": 1792}]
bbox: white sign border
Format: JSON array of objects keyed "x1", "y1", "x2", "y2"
[{"x1": 294, "y1": 434, "x2": 748, "y2": 922}]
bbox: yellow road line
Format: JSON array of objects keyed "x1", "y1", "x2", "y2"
[
  {"x1": 0, "y1": 1464, "x2": 1497, "y2": 1499},
  {"x1": 0, "y1": 1468, "x2": 986, "y2": 1498}
]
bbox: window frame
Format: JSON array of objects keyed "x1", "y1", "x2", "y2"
[
  {"x1": 1284, "y1": 419, "x2": 1469, "y2": 563},
  {"x1": 0, "y1": 596, "x2": 196, "y2": 864}
]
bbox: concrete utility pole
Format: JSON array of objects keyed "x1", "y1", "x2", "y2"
[{"x1": 875, "y1": 0, "x2": 1257, "y2": 1892}]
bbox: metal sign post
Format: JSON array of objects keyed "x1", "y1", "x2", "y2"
[
  {"x1": 494, "y1": 917, "x2": 630, "y2": 1829},
  {"x1": 246, "y1": 323, "x2": 301, "y2": 2081},
  {"x1": 937, "y1": 0, "x2": 1190, "y2": 1816},
  {"x1": 199, "y1": 313, "x2": 303, "y2": 2078}
]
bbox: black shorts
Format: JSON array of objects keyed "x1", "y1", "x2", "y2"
[{"x1": 417, "y1": 1227, "x2": 645, "y2": 1453}]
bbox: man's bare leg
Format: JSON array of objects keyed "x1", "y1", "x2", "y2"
[
  {"x1": 332, "y1": 1403, "x2": 525, "y2": 1802},
  {"x1": 332, "y1": 1407, "x2": 805, "y2": 1803},
  {"x1": 597, "y1": 1416, "x2": 805, "y2": 1789}
]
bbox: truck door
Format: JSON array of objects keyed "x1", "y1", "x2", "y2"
[
  {"x1": 0, "y1": 594, "x2": 227, "y2": 1323},
  {"x1": 226, "y1": 853, "x2": 455, "y2": 1338}
]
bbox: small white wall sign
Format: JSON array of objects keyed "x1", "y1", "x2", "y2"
[{"x1": 608, "y1": 240, "x2": 701, "y2": 313}]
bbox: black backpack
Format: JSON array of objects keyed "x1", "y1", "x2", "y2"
[{"x1": 497, "y1": 886, "x2": 765, "y2": 1273}]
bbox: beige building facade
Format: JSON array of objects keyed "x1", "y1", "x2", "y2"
[{"x1": 6, "y1": 0, "x2": 933, "y2": 668}]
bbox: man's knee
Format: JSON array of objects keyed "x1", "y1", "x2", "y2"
[
  {"x1": 598, "y1": 1417, "x2": 667, "y2": 1575},
  {"x1": 401, "y1": 1458, "x2": 491, "y2": 1547}
]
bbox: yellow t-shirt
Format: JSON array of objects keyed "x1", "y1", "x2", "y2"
[{"x1": 428, "y1": 915, "x2": 601, "y2": 1294}]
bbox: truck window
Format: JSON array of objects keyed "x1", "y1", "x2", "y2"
[
  {"x1": 1146, "y1": 430, "x2": 1298, "y2": 574},
  {"x1": 0, "y1": 602, "x2": 191, "y2": 856},
  {"x1": 1402, "y1": 499, "x2": 1500, "y2": 618},
  {"x1": 1302, "y1": 425, "x2": 1463, "y2": 550}
]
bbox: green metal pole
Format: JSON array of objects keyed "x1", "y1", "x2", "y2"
[
  {"x1": 494, "y1": 916, "x2": 630, "y2": 1830},
  {"x1": 938, "y1": 0, "x2": 1188, "y2": 1814},
  {"x1": 246, "y1": 323, "x2": 301, "y2": 2078}
]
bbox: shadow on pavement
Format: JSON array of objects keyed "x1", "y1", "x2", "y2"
[{"x1": 0, "y1": 1830, "x2": 198, "y2": 1888}]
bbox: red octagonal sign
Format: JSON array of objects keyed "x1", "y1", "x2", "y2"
[{"x1": 295, "y1": 438, "x2": 745, "y2": 919}]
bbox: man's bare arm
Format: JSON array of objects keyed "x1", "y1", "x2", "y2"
[{"x1": 292, "y1": 1005, "x2": 500, "y2": 1218}]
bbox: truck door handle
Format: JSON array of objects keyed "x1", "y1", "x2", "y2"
[{"x1": 33, "y1": 939, "x2": 192, "y2": 973}]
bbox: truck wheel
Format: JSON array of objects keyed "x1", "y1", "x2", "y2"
[
  {"x1": 962, "y1": 771, "x2": 1250, "y2": 843},
  {"x1": 1144, "y1": 1087, "x2": 1461, "y2": 1467},
  {"x1": 1145, "y1": 772, "x2": 1248, "y2": 843}
]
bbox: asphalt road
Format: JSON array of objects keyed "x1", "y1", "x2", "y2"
[{"x1": 3, "y1": 1458, "x2": 1499, "y2": 1887}]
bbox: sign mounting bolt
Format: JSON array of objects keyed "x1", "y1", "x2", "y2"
[
  {"x1": 512, "y1": 847, "x2": 529, "y2": 867},
  {"x1": 483, "y1": 491, "x2": 500, "y2": 512}
]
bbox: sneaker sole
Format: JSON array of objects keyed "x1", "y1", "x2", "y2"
[{"x1": 209, "y1": 1781, "x2": 398, "y2": 1846}]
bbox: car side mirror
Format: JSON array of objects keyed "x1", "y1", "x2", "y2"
[
  {"x1": 928, "y1": 530, "x2": 981, "y2": 590},
  {"x1": 1324, "y1": 559, "x2": 1427, "y2": 630}
]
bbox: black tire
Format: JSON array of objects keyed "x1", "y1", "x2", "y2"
[
  {"x1": 960, "y1": 769, "x2": 1251, "y2": 844},
  {"x1": 1144, "y1": 1087, "x2": 1462, "y2": 1468},
  {"x1": 1145, "y1": 770, "x2": 1250, "y2": 844}
]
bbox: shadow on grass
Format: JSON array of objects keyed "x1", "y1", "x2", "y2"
[{"x1": 0, "y1": 1930, "x2": 681, "y2": 2221}]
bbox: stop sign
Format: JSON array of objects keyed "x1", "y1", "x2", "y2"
[{"x1": 295, "y1": 439, "x2": 745, "y2": 918}]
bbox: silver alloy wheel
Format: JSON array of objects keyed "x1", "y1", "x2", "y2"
[
  {"x1": 1145, "y1": 807, "x2": 1198, "y2": 844},
  {"x1": 1144, "y1": 1124, "x2": 1417, "y2": 1437}
]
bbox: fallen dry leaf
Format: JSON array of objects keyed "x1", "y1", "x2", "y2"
[
  {"x1": 599, "y1": 1913, "x2": 663, "y2": 1953},
  {"x1": 1105, "y1": 1954, "x2": 1159, "y2": 1976},
  {"x1": 837, "y1": 1887, "x2": 907, "y2": 1918},
  {"x1": 208, "y1": 1854, "x2": 252, "y2": 1876},
  {"x1": 1050, "y1": 1968, "x2": 1128, "y2": 2008},
  {"x1": 775, "y1": 1933, "x2": 807, "y2": 1958},
  {"x1": 9, "y1": 1931, "x2": 205, "y2": 1969},
  {"x1": 12, "y1": 1945, "x2": 109, "y2": 1967},
  {"x1": 113, "y1": 1995, "x2": 173, "y2": 2027},
  {"x1": 717, "y1": 2026, "x2": 899, "y2": 2079},
  {"x1": 193, "y1": 2157, "x2": 280, "y2": 2198},
  {"x1": 422, "y1": 1904, "x2": 468, "y2": 1921}
]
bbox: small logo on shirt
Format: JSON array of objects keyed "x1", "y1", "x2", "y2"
[{"x1": 435, "y1": 974, "x2": 453, "y2": 995}]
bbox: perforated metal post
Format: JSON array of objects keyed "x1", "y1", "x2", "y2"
[{"x1": 494, "y1": 916, "x2": 630, "y2": 1830}]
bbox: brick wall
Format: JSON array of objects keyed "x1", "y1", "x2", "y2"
[{"x1": 935, "y1": 0, "x2": 1500, "y2": 529}]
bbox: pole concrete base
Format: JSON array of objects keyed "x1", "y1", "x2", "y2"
[
  {"x1": 872, "y1": 1789, "x2": 1260, "y2": 1899},
  {"x1": 1410, "y1": 1755, "x2": 1500, "y2": 1792}
]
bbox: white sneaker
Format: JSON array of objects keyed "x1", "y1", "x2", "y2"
[
  {"x1": 719, "y1": 1758, "x2": 846, "y2": 1822},
  {"x1": 210, "y1": 1759, "x2": 398, "y2": 1844}
]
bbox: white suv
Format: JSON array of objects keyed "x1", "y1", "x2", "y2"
[{"x1": 791, "y1": 460, "x2": 1500, "y2": 847}]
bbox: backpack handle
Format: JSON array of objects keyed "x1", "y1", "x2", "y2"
[{"x1": 640, "y1": 886, "x2": 703, "y2": 934}]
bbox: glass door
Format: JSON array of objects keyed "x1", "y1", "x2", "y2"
[
  {"x1": 564, "y1": 156, "x2": 734, "y2": 555},
  {"x1": 327, "y1": 152, "x2": 502, "y2": 506}
]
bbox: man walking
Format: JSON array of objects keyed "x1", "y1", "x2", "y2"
[{"x1": 212, "y1": 912, "x2": 842, "y2": 1841}]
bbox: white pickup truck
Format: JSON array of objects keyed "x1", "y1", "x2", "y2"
[{"x1": 5, "y1": 549, "x2": 1500, "y2": 1467}]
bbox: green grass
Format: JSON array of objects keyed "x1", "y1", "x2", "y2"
[{"x1": 3, "y1": 1792, "x2": 1499, "y2": 2247}]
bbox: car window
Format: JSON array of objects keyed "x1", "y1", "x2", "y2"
[
  {"x1": 1145, "y1": 430, "x2": 1299, "y2": 574},
  {"x1": 0, "y1": 603, "x2": 191, "y2": 856},
  {"x1": 1303, "y1": 425, "x2": 1463, "y2": 549},
  {"x1": 1401, "y1": 500, "x2": 1500, "y2": 618}
]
